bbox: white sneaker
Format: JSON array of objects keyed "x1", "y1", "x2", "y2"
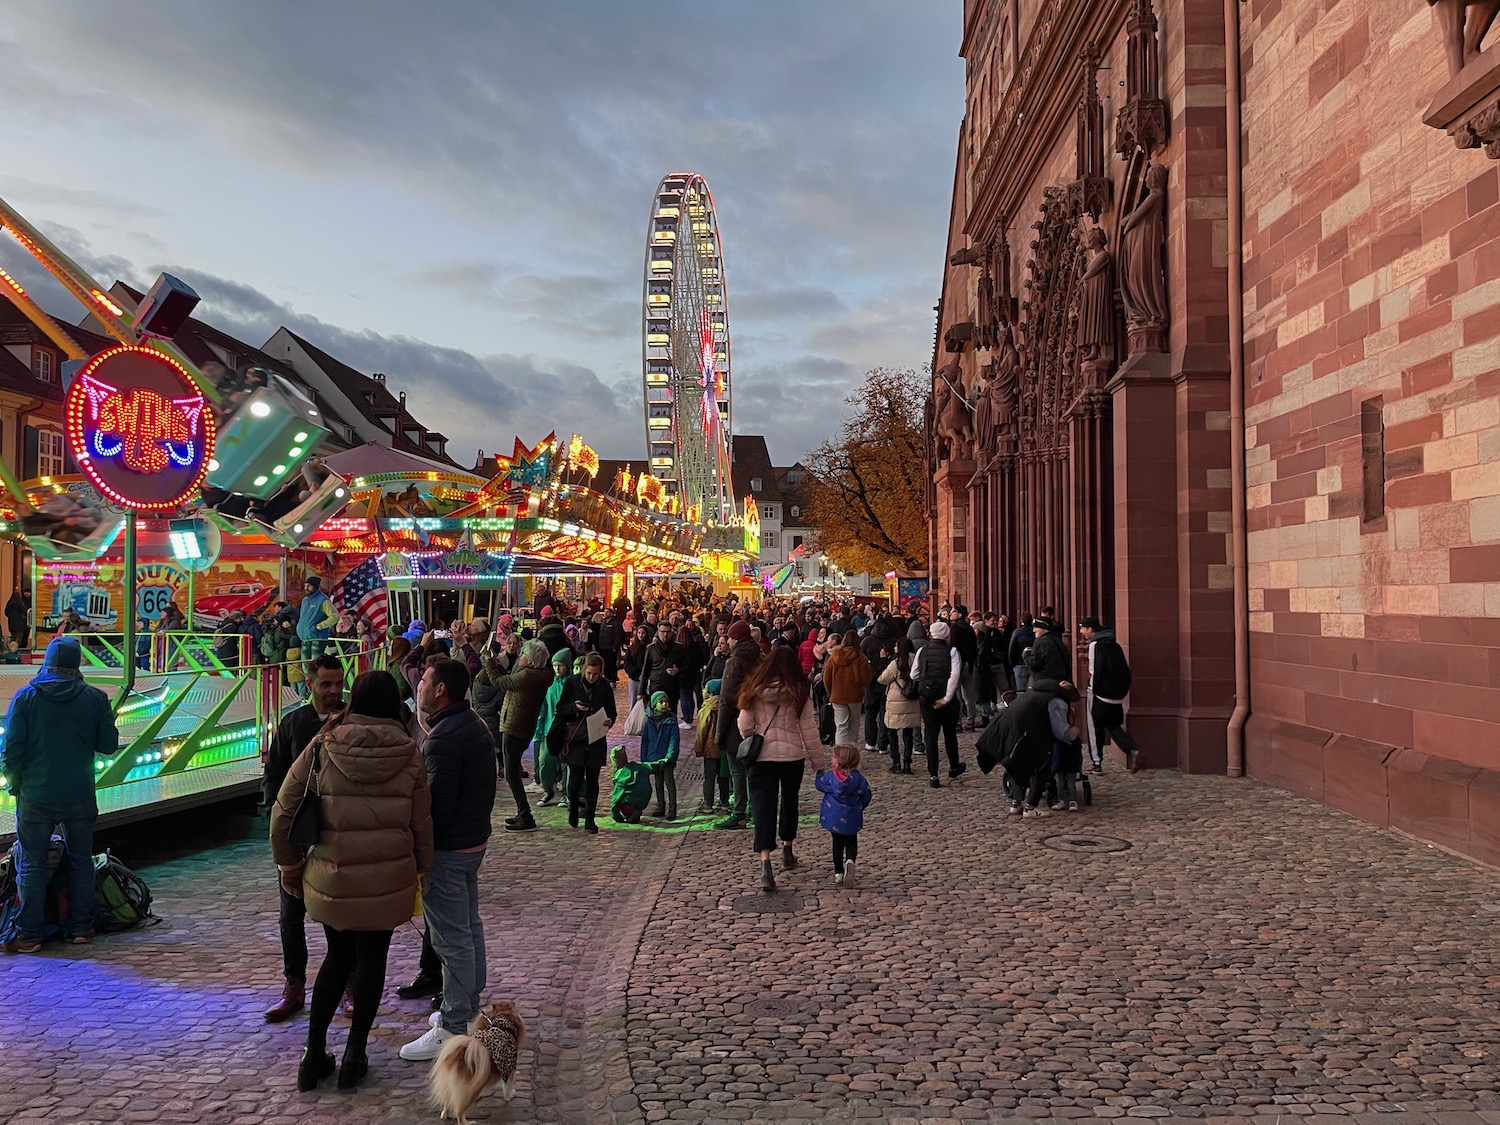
[
  {"x1": 1022, "y1": 806, "x2": 1051, "y2": 819},
  {"x1": 1067, "y1": 801, "x2": 1079, "y2": 812},
  {"x1": 843, "y1": 859, "x2": 857, "y2": 889},
  {"x1": 833, "y1": 872, "x2": 843, "y2": 885},
  {"x1": 428, "y1": 1010, "x2": 442, "y2": 1028},
  {"x1": 400, "y1": 1024, "x2": 454, "y2": 1061}
]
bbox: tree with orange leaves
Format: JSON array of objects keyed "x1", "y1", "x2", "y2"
[{"x1": 802, "y1": 366, "x2": 929, "y2": 575}]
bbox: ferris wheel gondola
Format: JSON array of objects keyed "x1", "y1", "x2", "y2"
[{"x1": 641, "y1": 173, "x2": 734, "y2": 526}]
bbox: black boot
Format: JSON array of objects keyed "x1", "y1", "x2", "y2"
[
  {"x1": 298, "y1": 1046, "x2": 336, "y2": 1091},
  {"x1": 337, "y1": 1049, "x2": 368, "y2": 1090}
]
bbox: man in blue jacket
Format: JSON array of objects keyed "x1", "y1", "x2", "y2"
[
  {"x1": 2, "y1": 636, "x2": 118, "y2": 951},
  {"x1": 401, "y1": 657, "x2": 497, "y2": 1062},
  {"x1": 296, "y1": 576, "x2": 336, "y2": 683}
]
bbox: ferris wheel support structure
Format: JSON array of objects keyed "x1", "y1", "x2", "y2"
[{"x1": 641, "y1": 172, "x2": 734, "y2": 526}]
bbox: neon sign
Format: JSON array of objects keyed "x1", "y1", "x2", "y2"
[{"x1": 65, "y1": 346, "x2": 216, "y2": 511}]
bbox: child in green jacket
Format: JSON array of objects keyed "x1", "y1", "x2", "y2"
[
  {"x1": 639, "y1": 690, "x2": 681, "y2": 820},
  {"x1": 532, "y1": 650, "x2": 575, "y2": 805},
  {"x1": 610, "y1": 744, "x2": 654, "y2": 823}
]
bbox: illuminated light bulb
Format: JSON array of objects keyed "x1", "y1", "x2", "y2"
[
  {"x1": 287, "y1": 446, "x2": 304, "y2": 458},
  {"x1": 293, "y1": 524, "x2": 304, "y2": 534},
  {"x1": 250, "y1": 401, "x2": 272, "y2": 417},
  {"x1": 253, "y1": 475, "x2": 269, "y2": 487},
  {"x1": 308, "y1": 409, "x2": 319, "y2": 416},
  {"x1": 208, "y1": 458, "x2": 220, "y2": 472},
  {"x1": 293, "y1": 431, "x2": 308, "y2": 443},
  {"x1": 272, "y1": 464, "x2": 287, "y2": 475}
]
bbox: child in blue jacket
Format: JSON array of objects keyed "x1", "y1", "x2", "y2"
[
  {"x1": 639, "y1": 690, "x2": 680, "y2": 820},
  {"x1": 815, "y1": 743, "x2": 873, "y2": 889}
]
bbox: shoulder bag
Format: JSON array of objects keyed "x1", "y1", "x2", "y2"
[
  {"x1": 287, "y1": 742, "x2": 323, "y2": 849},
  {"x1": 736, "y1": 704, "x2": 780, "y2": 766}
]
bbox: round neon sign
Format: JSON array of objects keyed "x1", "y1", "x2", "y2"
[{"x1": 65, "y1": 345, "x2": 217, "y2": 511}]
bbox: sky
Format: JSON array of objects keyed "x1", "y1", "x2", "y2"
[{"x1": 0, "y1": 1, "x2": 963, "y2": 468}]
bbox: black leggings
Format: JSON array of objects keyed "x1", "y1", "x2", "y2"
[
  {"x1": 308, "y1": 926, "x2": 393, "y2": 1059},
  {"x1": 502, "y1": 732, "x2": 531, "y2": 818},
  {"x1": 749, "y1": 759, "x2": 805, "y2": 854},
  {"x1": 567, "y1": 763, "x2": 602, "y2": 823},
  {"x1": 702, "y1": 758, "x2": 729, "y2": 805},
  {"x1": 832, "y1": 832, "x2": 859, "y2": 873}
]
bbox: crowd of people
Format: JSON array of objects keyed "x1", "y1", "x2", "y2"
[{"x1": 2, "y1": 582, "x2": 1138, "y2": 1093}]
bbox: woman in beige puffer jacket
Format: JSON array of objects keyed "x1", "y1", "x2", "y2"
[
  {"x1": 736, "y1": 645, "x2": 827, "y2": 892},
  {"x1": 271, "y1": 669, "x2": 433, "y2": 1092}
]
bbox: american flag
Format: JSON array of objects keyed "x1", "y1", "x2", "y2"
[{"x1": 332, "y1": 556, "x2": 388, "y2": 634}]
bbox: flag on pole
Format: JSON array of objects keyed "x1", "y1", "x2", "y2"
[{"x1": 332, "y1": 556, "x2": 387, "y2": 635}]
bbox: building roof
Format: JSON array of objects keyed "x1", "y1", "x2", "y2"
[
  {"x1": 775, "y1": 462, "x2": 813, "y2": 516},
  {"x1": 99, "y1": 283, "x2": 355, "y2": 451},
  {"x1": 0, "y1": 300, "x2": 115, "y2": 402},
  {"x1": 730, "y1": 434, "x2": 782, "y2": 504},
  {"x1": 323, "y1": 441, "x2": 477, "y2": 481},
  {"x1": 281, "y1": 331, "x2": 457, "y2": 467}
]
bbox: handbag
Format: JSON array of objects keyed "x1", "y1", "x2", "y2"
[
  {"x1": 287, "y1": 743, "x2": 323, "y2": 849},
  {"x1": 736, "y1": 705, "x2": 780, "y2": 765},
  {"x1": 624, "y1": 697, "x2": 646, "y2": 737}
]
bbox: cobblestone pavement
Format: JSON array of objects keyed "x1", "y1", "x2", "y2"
[{"x1": 2, "y1": 719, "x2": 1499, "y2": 1125}]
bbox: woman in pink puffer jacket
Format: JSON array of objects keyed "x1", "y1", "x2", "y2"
[{"x1": 736, "y1": 645, "x2": 827, "y2": 892}]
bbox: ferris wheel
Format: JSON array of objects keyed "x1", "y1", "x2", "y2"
[{"x1": 641, "y1": 172, "x2": 734, "y2": 526}]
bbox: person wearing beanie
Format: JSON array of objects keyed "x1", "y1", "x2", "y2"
[
  {"x1": 693, "y1": 677, "x2": 728, "y2": 813},
  {"x1": 2, "y1": 636, "x2": 118, "y2": 951},
  {"x1": 296, "y1": 575, "x2": 337, "y2": 687},
  {"x1": 639, "y1": 690, "x2": 681, "y2": 819},
  {"x1": 713, "y1": 618, "x2": 764, "y2": 829},
  {"x1": 910, "y1": 619, "x2": 965, "y2": 788}
]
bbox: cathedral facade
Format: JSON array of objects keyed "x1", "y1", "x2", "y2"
[{"x1": 931, "y1": 0, "x2": 1500, "y2": 863}]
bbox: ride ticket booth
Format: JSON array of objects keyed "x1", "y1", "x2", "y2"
[{"x1": 380, "y1": 547, "x2": 513, "y2": 632}]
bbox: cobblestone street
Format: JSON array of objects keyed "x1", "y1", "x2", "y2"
[{"x1": 3, "y1": 728, "x2": 1499, "y2": 1125}]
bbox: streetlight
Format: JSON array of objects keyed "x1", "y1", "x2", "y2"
[{"x1": 818, "y1": 553, "x2": 828, "y2": 595}]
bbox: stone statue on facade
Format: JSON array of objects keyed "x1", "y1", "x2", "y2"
[
  {"x1": 1121, "y1": 162, "x2": 1169, "y2": 351},
  {"x1": 935, "y1": 368, "x2": 974, "y2": 461},
  {"x1": 1076, "y1": 226, "x2": 1114, "y2": 374},
  {"x1": 982, "y1": 318, "x2": 1020, "y2": 447},
  {"x1": 1431, "y1": 0, "x2": 1500, "y2": 79}
]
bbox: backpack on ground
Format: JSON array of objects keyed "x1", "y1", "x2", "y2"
[
  {"x1": 917, "y1": 639, "x2": 953, "y2": 705},
  {"x1": 92, "y1": 850, "x2": 154, "y2": 933},
  {"x1": 0, "y1": 836, "x2": 69, "y2": 944}
]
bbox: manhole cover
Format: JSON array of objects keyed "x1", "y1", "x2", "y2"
[
  {"x1": 744, "y1": 998, "x2": 803, "y2": 1019},
  {"x1": 732, "y1": 893, "x2": 805, "y2": 914},
  {"x1": 1041, "y1": 833, "x2": 1132, "y2": 853}
]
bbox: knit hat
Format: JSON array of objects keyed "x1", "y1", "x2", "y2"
[
  {"x1": 44, "y1": 636, "x2": 82, "y2": 670},
  {"x1": 649, "y1": 690, "x2": 670, "y2": 712},
  {"x1": 1079, "y1": 616, "x2": 1103, "y2": 630},
  {"x1": 705, "y1": 678, "x2": 723, "y2": 696},
  {"x1": 728, "y1": 620, "x2": 751, "y2": 641},
  {"x1": 929, "y1": 620, "x2": 951, "y2": 641},
  {"x1": 498, "y1": 613, "x2": 513, "y2": 628},
  {"x1": 540, "y1": 605, "x2": 554, "y2": 618},
  {"x1": 551, "y1": 650, "x2": 572, "y2": 668}
]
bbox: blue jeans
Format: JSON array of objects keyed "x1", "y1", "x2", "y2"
[
  {"x1": 423, "y1": 849, "x2": 487, "y2": 1034},
  {"x1": 1012, "y1": 665, "x2": 1029, "y2": 694},
  {"x1": 16, "y1": 798, "x2": 97, "y2": 940}
]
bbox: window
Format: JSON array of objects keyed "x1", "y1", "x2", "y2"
[
  {"x1": 785, "y1": 468, "x2": 804, "y2": 483},
  {"x1": 1361, "y1": 397, "x2": 1385, "y2": 525},
  {"x1": 790, "y1": 505, "x2": 800, "y2": 519},
  {"x1": 762, "y1": 505, "x2": 777, "y2": 520},
  {"x1": 761, "y1": 530, "x2": 777, "y2": 549},
  {"x1": 792, "y1": 535, "x2": 804, "y2": 550},
  {"x1": 37, "y1": 429, "x2": 65, "y2": 477},
  {"x1": 32, "y1": 348, "x2": 53, "y2": 382}
]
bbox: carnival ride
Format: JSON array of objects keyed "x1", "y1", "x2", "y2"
[
  {"x1": 642, "y1": 173, "x2": 735, "y2": 526},
  {"x1": 0, "y1": 177, "x2": 763, "y2": 840}
]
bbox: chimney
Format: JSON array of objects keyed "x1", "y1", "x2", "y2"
[
  {"x1": 372, "y1": 372, "x2": 386, "y2": 384},
  {"x1": 398, "y1": 391, "x2": 407, "y2": 413}
]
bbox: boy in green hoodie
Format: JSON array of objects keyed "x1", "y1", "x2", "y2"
[
  {"x1": 609, "y1": 744, "x2": 654, "y2": 823},
  {"x1": 639, "y1": 690, "x2": 680, "y2": 820}
]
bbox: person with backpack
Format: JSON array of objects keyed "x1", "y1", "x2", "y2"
[
  {"x1": 877, "y1": 636, "x2": 920, "y2": 773},
  {"x1": 1008, "y1": 613, "x2": 1035, "y2": 695},
  {"x1": 1, "y1": 636, "x2": 118, "y2": 953},
  {"x1": 911, "y1": 620, "x2": 965, "y2": 788},
  {"x1": 1079, "y1": 616, "x2": 1139, "y2": 772}
]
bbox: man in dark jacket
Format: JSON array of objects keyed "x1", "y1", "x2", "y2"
[
  {"x1": 2, "y1": 637, "x2": 117, "y2": 952},
  {"x1": 403, "y1": 658, "x2": 497, "y2": 1062},
  {"x1": 1024, "y1": 613, "x2": 1071, "y2": 683},
  {"x1": 536, "y1": 606, "x2": 570, "y2": 660},
  {"x1": 641, "y1": 628, "x2": 685, "y2": 715},
  {"x1": 947, "y1": 606, "x2": 979, "y2": 729},
  {"x1": 713, "y1": 620, "x2": 762, "y2": 830},
  {"x1": 262, "y1": 654, "x2": 345, "y2": 1020},
  {"x1": 596, "y1": 610, "x2": 622, "y2": 682},
  {"x1": 975, "y1": 676, "x2": 1076, "y2": 815},
  {"x1": 860, "y1": 617, "x2": 893, "y2": 752},
  {"x1": 1079, "y1": 617, "x2": 1138, "y2": 772}
]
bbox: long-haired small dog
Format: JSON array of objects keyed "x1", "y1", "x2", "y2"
[{"x1": 429, "y1": 1001, "x2": 526, "y2": 1124}]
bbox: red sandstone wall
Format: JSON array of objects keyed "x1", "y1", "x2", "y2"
[{"x1": 1241, "y1": 1, "x2": 1500, "y2": 861}]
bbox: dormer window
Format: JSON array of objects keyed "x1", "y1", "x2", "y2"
[
  {"x1": 791, "y1": 505, "x2": 800, "y2": 519},
  {"x1": 32, "y1": 348, "x2": 53, "y2": 382},
  {"x1": 750, "y1": 477, "x2": 763, "y2": 492}
]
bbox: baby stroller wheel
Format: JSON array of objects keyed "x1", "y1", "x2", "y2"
[{"x1": 1080, "y1": 773, "x2": 1093, "y2": 806}]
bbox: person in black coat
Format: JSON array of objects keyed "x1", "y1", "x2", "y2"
[
  {"x1": 409, "y1": 658, "x2": 497, "y2": 1058},
  {"x1": 1079, "y1": 617, "x2": 1138, "y2": 772},
  {"x1": 551, "y1": 653, "x2": 617, "y2": 833},
  {"x1": 713, "y1": 623, "x2": 762, "y2": 829},
  {"x1": 262, "y1": 655, "x2": 345, "y2": 1023},
  {"x1": 640, "y1": 630, "x2": 685, "y2": 715},
  {"x1": 1024, "y1": 615, "x2": 1071, "y2": 683},
  {"x1": 860, "y1": 618, "x2": 893, "y2": 752},
  {"x1": 975, "y1": 676, "x2": 1075, "y2": 813}
]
